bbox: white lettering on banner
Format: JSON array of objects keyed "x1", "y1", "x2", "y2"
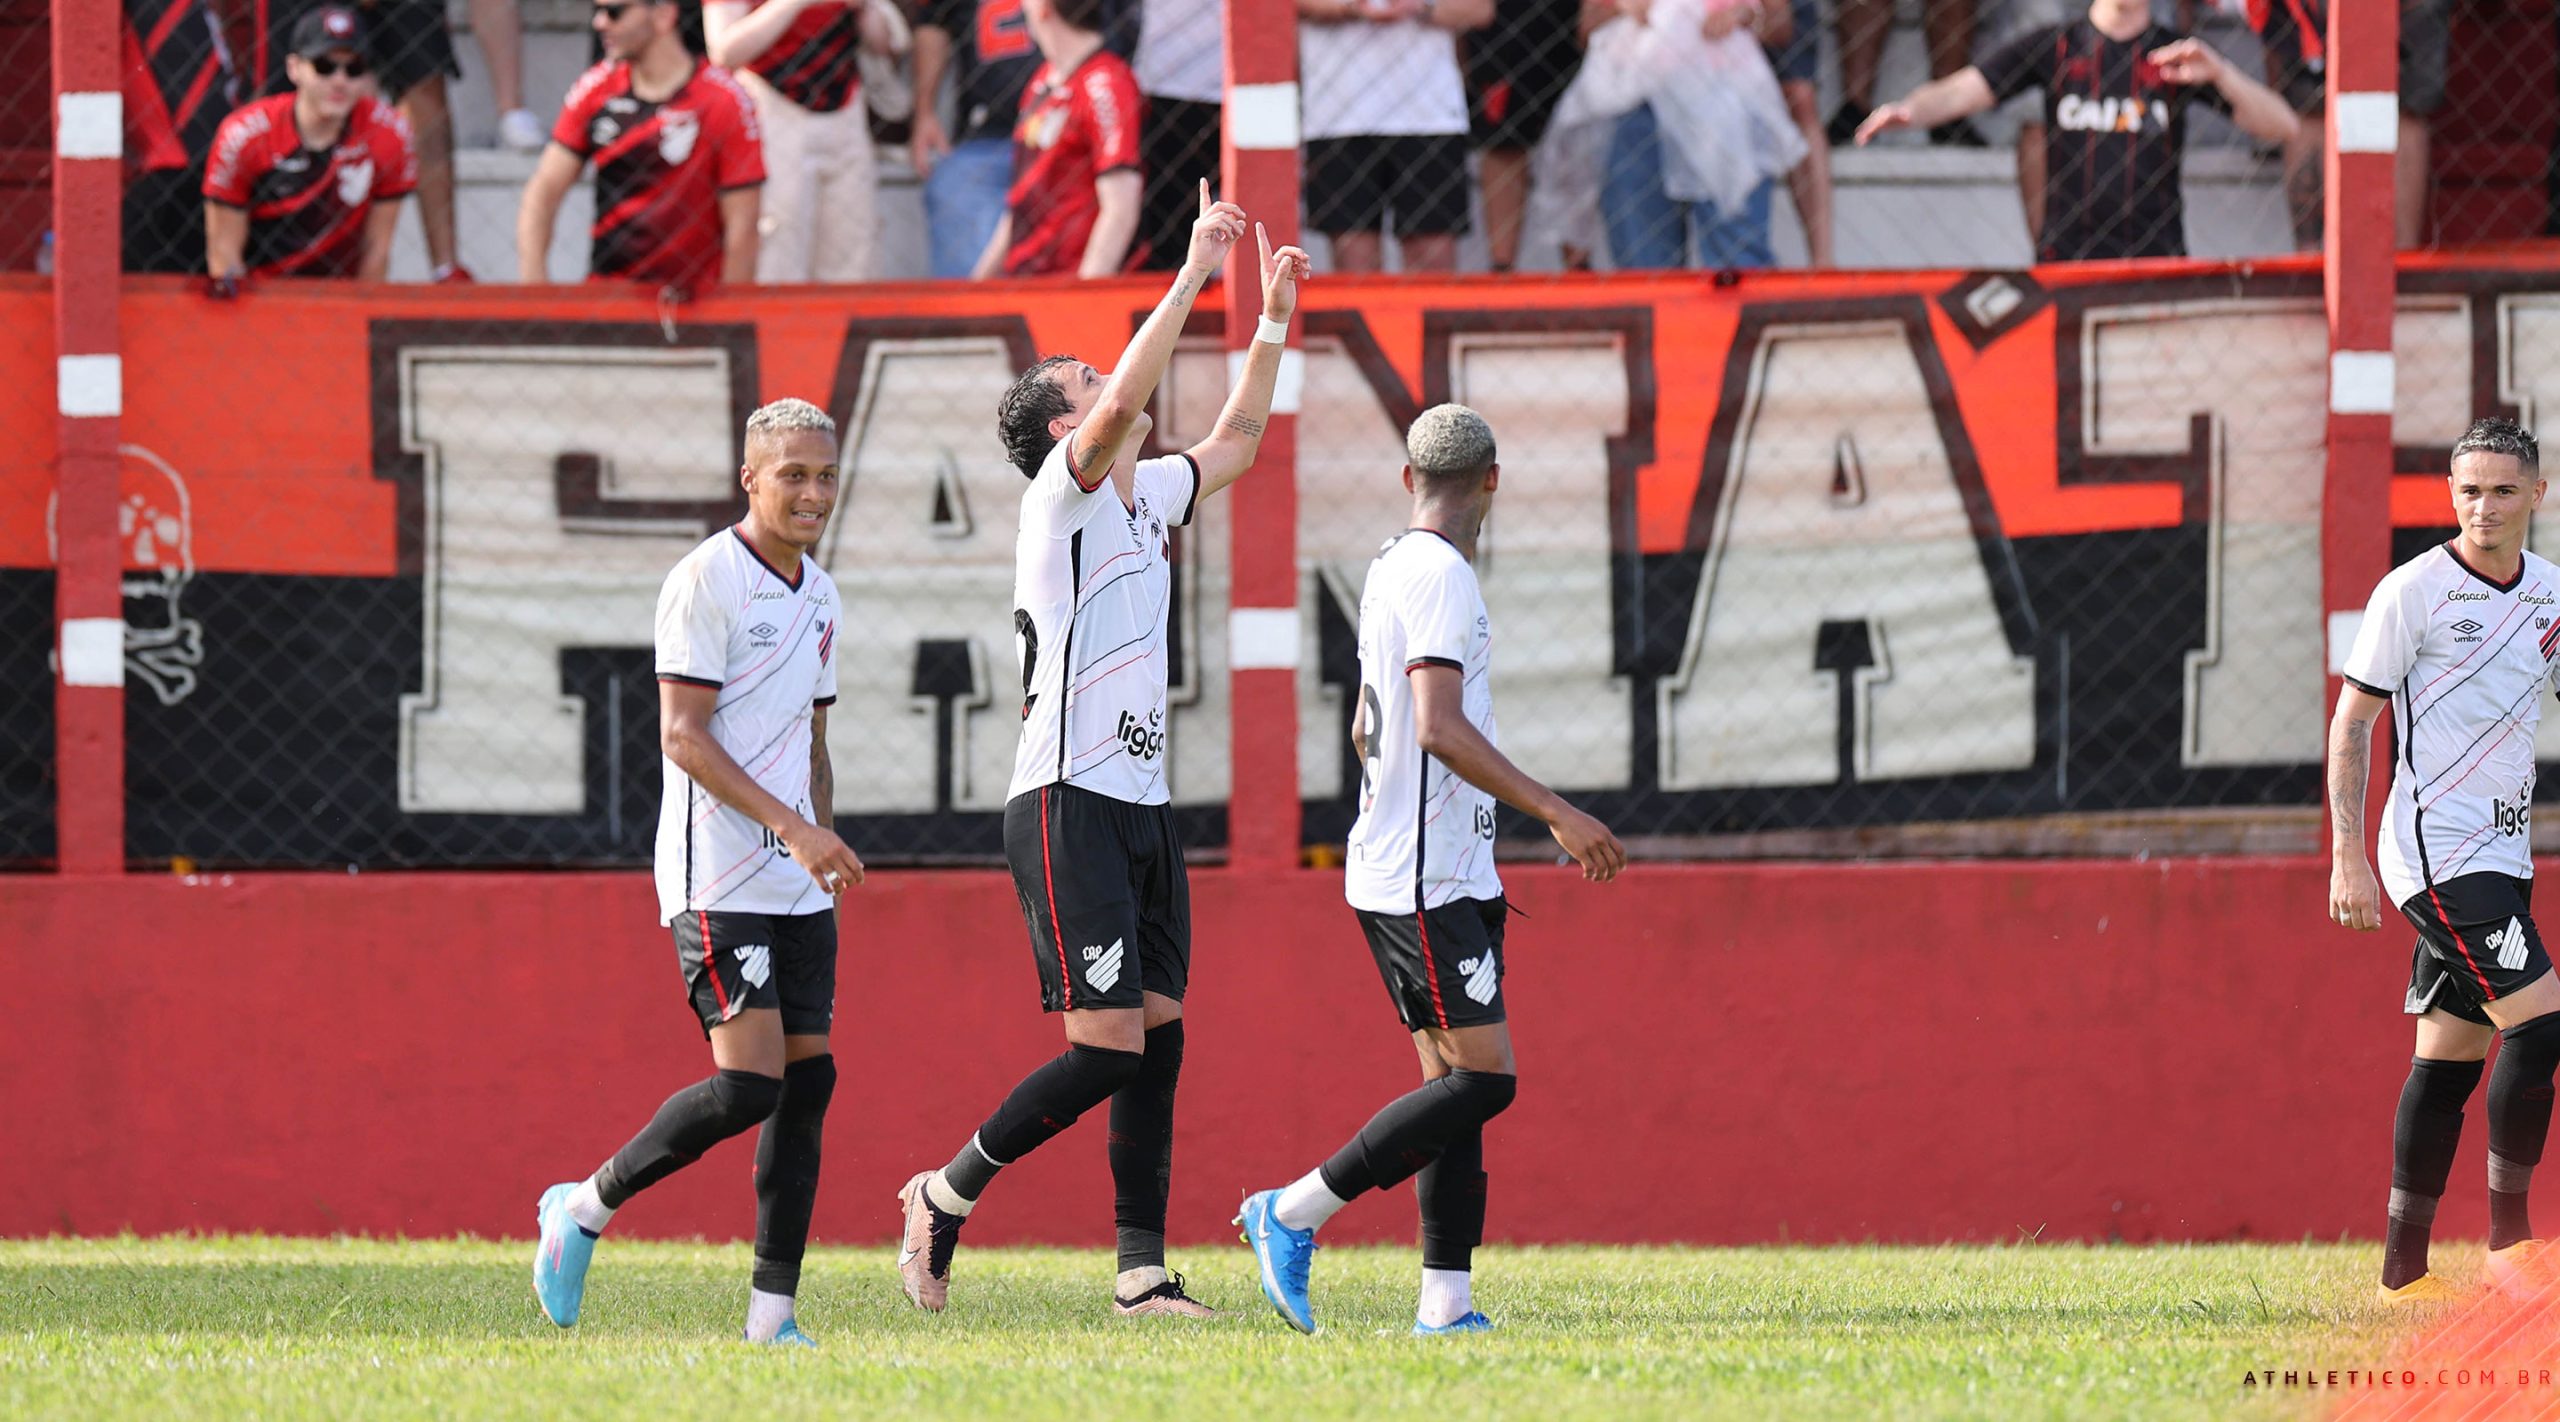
[
  {"x1": 1291, "y1": 326, "x2": 1635, "y2": 796},
  {"x1": 1661, "y1": 319, "x2": 2035, "y2": 788},
  {"x1": 398, "y1": 346, "x2": 738, "y2": 812},
  {"x1": 2077, "y1": 298, "x2": 2469, "y2": 766},
  {"x1": 814, "y1": 336, "x2": 1024, "y2": 813},
  {"x1": 2086, "y1": 300, "x2": 2324, "y2": 765}
]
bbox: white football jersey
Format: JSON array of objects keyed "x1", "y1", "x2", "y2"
[
  {"x1": 1007, "y1": 440, "x2": 1199, "y2": 805},
  {"x1": 1346, "y1": 529, "x2": 1503, "y2": 915},
  {"x1": 2342, "y1": 542, "x2": 2560, "y2": 906},
  {"x1": 653, "y1": 527, "x2": 842, "y2": 924}
]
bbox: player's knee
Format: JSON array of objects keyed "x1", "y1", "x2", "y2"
[
  {"x1": 1446, "y1": 1069, "x2": 1517, "y2": 1125},
  {"x1": 712, "y1": 1068, "x2": 786, "y2": 1127},
  {"x1": 781, "y1": 1053, "x2": 837, "y2": 1118},
  {"x1": 1070, "y1": 1042, "x2": 1147, "y2": 1096}
]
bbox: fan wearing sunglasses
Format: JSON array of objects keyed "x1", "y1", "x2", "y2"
[{"x1": 202, "y1": 5, "x2": 419, "y2": 286}]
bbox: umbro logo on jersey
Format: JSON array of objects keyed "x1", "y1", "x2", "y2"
[
  {"x1": 2488, "y1": 917, "x2": 2532, "y2": 972},
  {"x1": 2453, "y1": 619, "x2": 2485, "y2": 637},
  {"x1": 1082, "y1": 939, "x2": 1124, "y2": 993},
  {"x1": 750, "y1": 622, "x2": 779, "y2": 639},
  {"x1": 735, "y1": 942, "x2": 772, "y2": 988},
  {"x1": 1458, "y1": 953, "x2": 1498, "y2": 1005}
]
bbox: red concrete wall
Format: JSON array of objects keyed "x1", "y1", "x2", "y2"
[{"x1": 0, "y1": 859, "x2": 2442, "y2": 1246}]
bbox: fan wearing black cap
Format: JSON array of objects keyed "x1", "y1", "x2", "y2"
[{"x1": 203, "y1": 5, "x2": 418, "y2": 285}]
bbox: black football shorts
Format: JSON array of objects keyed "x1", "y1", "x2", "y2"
[
  {"x1": 1357, "y1": 895, "x2": 1508, "y2": 1031},
  {"x1": 1004, "y1": 782, "x2": 1192, "y2": 1013},
  {"x1": 2401, "y1": 873, "x2": 2551, "y2": 1026},
  {"x1": 669, "y1": 908, "x2": 838, "y2": 1037}
]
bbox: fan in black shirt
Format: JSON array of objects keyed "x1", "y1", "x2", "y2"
[{"x1": 1854, "y1": 0, "x2": 2298, "y2": 263}]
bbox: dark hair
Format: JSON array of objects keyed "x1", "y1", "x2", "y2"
[
  {"x1": 2452, "y1": 417, "x2": 2541, "y2": 473},
  {"x1": 998, "y1": 355, "x2": 1079, "y2": 477},
  {"x1": 1050, "y1": 0, "x2": 1107, "y2": 30}
]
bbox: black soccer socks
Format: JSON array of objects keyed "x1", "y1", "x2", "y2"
[
  {"x1": 944, "y1": 1043, "x2": 1147, "y2": 1203},
  {"x1": 752, "y1": 1054, "x2": 837, "y2": 1296},
  {"x1": 1418, "y1": 1125, "x2": 1488, "y2": 1273},
  {"x1": 1319, "y1": 1069, "x2": 1518, "y2": 1200},
  {"x1": 2488, "y1": 1013, "x2": 2560, "y2": 1250},
  {"x1": 2386, "y1": 1055, "x2": 2485, "y2": 1288},
  {"x1": 595, "y1": 1068, "x2": 785, "y2": 1208},
  {"x1": 1110, "y1": 1021, "x2": 1184, "y2": 1272}
]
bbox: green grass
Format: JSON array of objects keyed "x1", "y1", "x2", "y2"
[{"x1": 0, "y1": 1237, "x2": 2434, "y2": 1419}]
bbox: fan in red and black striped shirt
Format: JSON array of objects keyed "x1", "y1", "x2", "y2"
[
  {"x1": 201, "y1": 6, "x2": 417, "y2": 281},
  {"x1": 518, "y1": 0, "x2": 766, "y2": 297},
  {"x1": 705, "y1": 0, "x2": 912, "y2": 283}
]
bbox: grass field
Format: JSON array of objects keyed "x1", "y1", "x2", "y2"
[{"x1": 0, "y1": 1236, "x2": 2502, "y2": 1420}]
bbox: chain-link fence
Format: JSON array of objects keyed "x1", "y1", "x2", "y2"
[{"x1": 81, "y1": 0, "x2": 2560, "y2": 286}]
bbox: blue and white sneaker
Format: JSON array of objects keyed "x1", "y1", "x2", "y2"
[
  {"x1": 746, "y1": 1319, "x2": 818, "y2": 1348},
  {"x1": 1235, "y1": 1189, "x2": 1318, "y2": 1334},
  {"x1": 1413, "y1": 1310, "x2": 1495, "y2": 1336},
  {"x1": 532, "y1": 1182, "x2": 598, "y2": 1327}
]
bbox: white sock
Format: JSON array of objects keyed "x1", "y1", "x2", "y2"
[
  {"x1": 1116, "y1": 1264, "x2": 1168, "y2": 1299},
  {"x1": 744, "y1": 1287, "x2": 795, "y2": 1341},
  {"x1": 1273, "y1": 1169, "x2": 1350, "y2": 1233},
  {"x1": 1417, "y1": 1267, "x2": 1472, "y2": 1327},
  {"x1": 924, "y1": 1169, "x2": 976, "y2": 1217},
  {"x1": 566, "y1": 1177, "x2": 615, "y2": 1234}
]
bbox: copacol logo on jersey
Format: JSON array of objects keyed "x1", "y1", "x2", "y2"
[{"x1": 1117, "y1": 708, "x2": 1165, "y2": 762}]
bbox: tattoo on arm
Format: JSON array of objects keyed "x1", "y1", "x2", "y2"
[
  {"x1": 2328, "y1": 717, "x2": 2370, "y2": 845},
  {"x1": 810, "y1": 714, "x2": 834, "y2": 832},
  {"x1": 1169, "y1": 271, "x2": 1202, "y2": 306},
  {"x1": 1219, "y1": 411, "x2": 1265, "y2": 439}
]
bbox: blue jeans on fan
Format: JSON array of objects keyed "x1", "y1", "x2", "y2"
[
  {"x1": 924, "y1": 136, "x2": 1014, "y2": 279},
  {"x1": 1601, "y1": 103, "x2": 1775, "y2": 271}
]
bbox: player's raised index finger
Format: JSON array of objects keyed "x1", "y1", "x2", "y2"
[{"x1": 1197, "y1": 177, "x2": 1211, "y2": 216}]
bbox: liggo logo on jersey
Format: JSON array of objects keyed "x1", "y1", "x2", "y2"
[{"x1": 1117, "y1": 708, "x2": 1165, "y2": 763}]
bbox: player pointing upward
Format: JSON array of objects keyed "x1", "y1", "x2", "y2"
[
  {"x1": 895, "y1": 184, "x2": 1314, "y2": 1318},
  {"x1": 2331, "y1": 417, "x2": 2560, "y2": 1304},
  {"x1": 532, "y1": 397, "x2": 865, "y2": 1346},
  {"x1": 1238, "y1": 403, "x2": 1625, "y2": 1336}
]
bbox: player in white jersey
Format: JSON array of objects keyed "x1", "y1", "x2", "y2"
[
  {"x1": 2331, "y1": 418, "x2": 2560, "y2": 1306},
  {"x1": 895, "y1": 184, "x2": 1314, "y2": 1318},
  {"x1": 532, "y1": 398, "x2": 868, "y2": 1347},
  {"x1": 1236, "y1": 404, "x2": 1625, "y2": 1336}
]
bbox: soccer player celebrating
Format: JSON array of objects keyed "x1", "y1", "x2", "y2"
[
  {"x1": 1237, "y1": 404, "x2": 1625, "y2": 1336},
  {"x1": 2331, "y1": 418, "x2": 2560, "y2": 1304},
  {"x1": 894, "y1": 186, "x2": 1312, "y2": 1318},
  {"x1": 532, "y1": 398, "x2": 866, "y2": 1346}
]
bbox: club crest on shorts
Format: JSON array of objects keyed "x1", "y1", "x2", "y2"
[
  {"x1": 2489, "y1": 917, "x2": 2531, "y2": 972},
  {"x1": 735, "y1": 941, "x2": 772, "y2": 988},
  {"x1": 1459, "y1": 951, "x2": 1498, "y2": 1005},
  {"x1": 1082, "y1": 938, "x2": 1124, "y2": 993}
]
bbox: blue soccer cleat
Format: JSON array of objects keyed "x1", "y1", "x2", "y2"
[
  {"x1": 532, "y1": 1182, "x2": 598, "y2": 1327},
  {"x1": 745, "y1": 1319, "x2": 818, "y2": 1348},
  {"x1": 1413, "y1": 1310, "x2": 1495, "y2": 1336},
  {"x1": 1235, "y1": 1189, "x2": 1318, "y2": 1334}
]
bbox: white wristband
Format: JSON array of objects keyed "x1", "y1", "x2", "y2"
[{"x1": 1255, "y1": 314, "x2": 1290, "y2": 346}]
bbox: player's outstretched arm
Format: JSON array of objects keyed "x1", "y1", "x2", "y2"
[
  {"x1": 517, "y1": 143, "x2": 583, "y2": 282},
  {"x1": 1411, "y1": 664, "x2": 1626, "y2": 883},
  {"x1": 1068, "y1": 180, "x2": 1245, "y2": 483},
  {"x1": 1854, "y1": 68, "x2": 1994, "y2": 144},
  {"x1": 661, "y1": 680, "x2": 865, "y2": 893},
  {"x1": 1186, "y1": 222, "x2": 1312, "y2": 503},
  {"x1": 2328, "y1": 684, "x2": 2389, "y2": 930}
]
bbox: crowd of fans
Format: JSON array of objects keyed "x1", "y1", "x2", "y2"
[{"x1": 119, "y1": 0, "x2": 2558, "y2": 291}]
